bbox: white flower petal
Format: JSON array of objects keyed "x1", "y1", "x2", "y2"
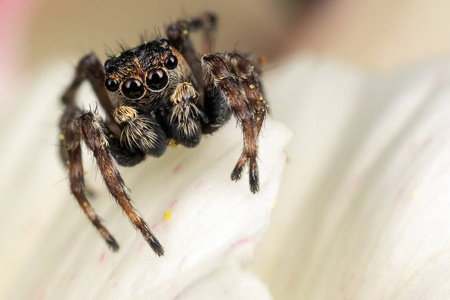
[
  {"x1": 0, "y1": 63, "x2": 291, "y2": 300},
  {"x1": 255, "y1": 57, "x2": 450, "y2": 299}
]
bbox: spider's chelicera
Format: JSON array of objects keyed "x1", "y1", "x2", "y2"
[{"x1": 59, "y1": 13, "x2": 268, "y2": 256}]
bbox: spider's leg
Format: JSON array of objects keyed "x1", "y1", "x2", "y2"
[
  {"x1": 166, "y1": 12, "x2": 217, "y2": 90},
  {"x1": 201, "y1": 53, "x2": 267, "y2": 193},
  {"x1": 61, "y1": 105, "x2": 119, "y2": 251},
  {"x1": 77, "y1": 111, "x2": 164, "y2": 256},
  {"x1": 225, "y1": 51, "x2": 268, "y2": 177},
  {"x1": 62, "y1": 53, "x2": 119, "y2": 135},
  {"x1": 188, "y1": 12, "x2": 217, "y2": 54},
  {"x1": 60, "y1": 53, "x2": 121, "y2": 166}
]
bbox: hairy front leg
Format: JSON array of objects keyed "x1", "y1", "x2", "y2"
[
  {"x1": 225, "y1": 52, "x2": 267, "y2": 183},
  {"x1": 79, "y1": 111, "x2": 164, "y2": 256},
  {"x1": 201, "y1": 53, "x2": 264, "y2": 193}
]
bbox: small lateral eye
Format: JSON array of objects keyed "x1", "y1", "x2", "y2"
[
  {"x1": 160, "y1": 39, "x2": 169, "y2": 47},
  {"x1": 105, "y1": 78, "x2": 119, "y2": 92},
  {"x1": 146, "y1": 69, "x2": 169, "y2": 91},
  {"x1": 122, "y1": 79, "x2": 145, "y2": 99},
  {"x1": 164, "y1": 55, "x2": 178, "y2": 70}
]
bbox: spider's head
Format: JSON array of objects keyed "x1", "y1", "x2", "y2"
[{"x1": 103, "y1": 39, "x2": 185, "y2": 104}]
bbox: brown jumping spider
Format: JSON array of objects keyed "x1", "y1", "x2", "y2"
[{"x1": 59, "y1": 13, "x2": 267, "y2": 256}]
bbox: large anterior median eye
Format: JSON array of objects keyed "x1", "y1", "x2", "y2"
[
  {"x1": 146, "y1": 69, "x2": 169, "y2": 91},
  {"x1": 122, "y1": 78, "x2": 145, "y2": 99}
]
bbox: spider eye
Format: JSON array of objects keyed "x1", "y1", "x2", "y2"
[
  {"x1": 164, "y1": 55, "x2": 178, "y2": 70},
  {"x1": 160, "y1": 39, "x2": 169, "y2": 47},
  {"x1": 121, "y1": 79, "x2": 145, "y2": 99},
  {"x1": 146, "y1": 69, "x2": 169, "y2": 91},
  {"x1": 105, "y1": 78, "x2": 119, "y2": 92}
]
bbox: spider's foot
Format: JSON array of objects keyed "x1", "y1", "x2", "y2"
[
  {"x1": 231, "y1": 164, "x2": 244, "y2": 181},
  {"x1": 147, "y1": 235, "x2": 165, "y2": 257},
  {"x1": 99, "y1": 229, "x2": 120, "y2": 252},
  {"x1": 105, "y1": 235, "x2": 120, "y2": 252},
  {"x1": 249, "y1": 167, "x2": 260, "y2": 194}
]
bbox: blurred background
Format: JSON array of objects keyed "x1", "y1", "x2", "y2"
[
  {"x1": 2, "y1": 0, "x2": 450, "y2": 299},
  {"x1": 4, "y1": 0, "x2": 450, "y2": 87}
]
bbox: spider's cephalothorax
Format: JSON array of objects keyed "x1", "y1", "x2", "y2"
[{"x1": 59, "y1": 13, "x2": 267, "y2": 256}]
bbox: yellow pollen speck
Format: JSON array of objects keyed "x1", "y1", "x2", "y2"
[
  {"x1": 257, "y1": 117, "x2": 260, "y2": 121},
  {"x1": 115, "y1": 53, "x2": 121, "y2": 57},
  {"x1": 259, "y1": 96, "x2": 263, "y2": 100},
  {"x1": 256, "y1": 101, "x2": 259, "y2": 104},
  {"x1": 66, "y1": 161, "x2": 70, "y2": 165},
  {"x1": 266, "y1": 104, "x2": 269, "y2": 107},
  {"x1": 262, "y1": 108, "x2": 265, "y2": 112},
  {"x1": 108, "y1": 171, "x2": 112, "y2": 174},
  {"x1": 249, "y1": 84, "x2": 255, "y2": 89},
  {"x1": 127, "y1": 68, "x2": 131, "y2": 71},
  {"x1": 183, "y1": 29, "x2": 188, "y2": 35},
  {"x1": 164, "y1": 209, "x2": 172, "y2": 220},
  {"x1": 272, "y1": 198, "x2": 278, "y2": 208},
  {"x1": 59, "y1": 134, "x2": 65, "y2": 140},
  {"x1": 109, "y1": 134, "x2": 114, "y2": 138},
  {"x1": 251, "y1": 65, "x2": 255, "y2": 69},
  {"x1": 83, "y1": 170, "x2": 88, "y2": 175},
  {"x1": 168, "y1": 139, "x2": 179, "y2": 149},
  {"x1": 411, "y1": 190, "x2": 419, "y2": 197},
  {"x1": 83, "y1": 202, "x2": 88, "y2": 207},
  {"x1": 99, "y1": 229, "x2": 103, "y2": 233}
]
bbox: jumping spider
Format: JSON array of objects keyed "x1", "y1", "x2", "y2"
[{"x1": 59, "y1": 13, "x2": 267, "y2": 256}]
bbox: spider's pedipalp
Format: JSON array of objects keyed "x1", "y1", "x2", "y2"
[
  {"x1": 168, "y1": 81, "x2": 202, "y2": 147},
  {"x1": 113, "y1": 106, "x2": 167, "y2": 157}
]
